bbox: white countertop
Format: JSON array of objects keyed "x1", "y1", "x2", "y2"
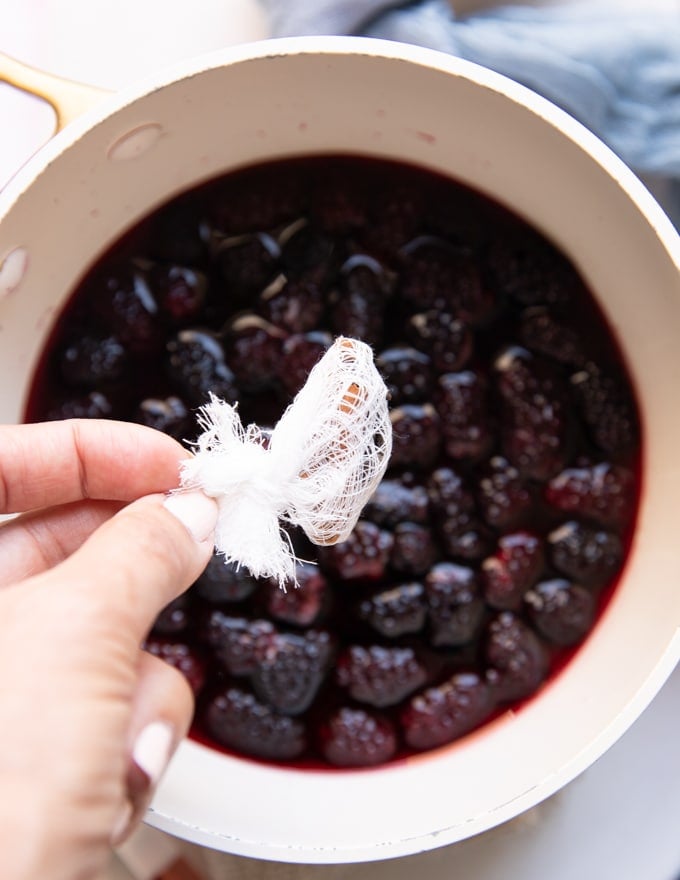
[{"x1": 1, "y1": 2, "x2": 679, "y2": 878}]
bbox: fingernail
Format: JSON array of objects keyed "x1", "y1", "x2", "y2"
[
  {"x1": 110, "y1": 798, "x2": 133, "y2": 846},
  {"x1": 163, "y1": 490, "x2": 218, "y2": 543},
  {"x1": 131, "y1": 720, "x2": 175, "y2": 789}
]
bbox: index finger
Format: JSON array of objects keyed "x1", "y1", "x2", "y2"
[{"x1": 0, "y1": 420, "x2": 190, "y2": 514}]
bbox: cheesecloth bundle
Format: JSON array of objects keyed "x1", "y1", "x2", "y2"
[{"x1": 176, "y1": 337, "x2": 392, "y2": 586}]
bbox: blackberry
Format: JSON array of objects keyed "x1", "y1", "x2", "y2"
[
  {"x1": 407, "y1": 310, "x2": 474, "y2": 373},
  {"x1": 279, "y1": 331, "x2": 333, "y2": 397},
  {"x1": 390, "y1": 404, "x2": 442, "y2": 469},
  {"x1": 134, "y1": 396, "x2": 190, "y2": 440},
  {"x1": 319, "y1": 707, "x2": 397, "y2": 767},
  {"x1": 424, "y1": 561, "x2": 484, "y2": 647},
  {"x1": 401, "y1": 672, "x2": 492, "y2": 750},
  {"x1": 435, "y1": 370, "x2": 492, "y2": 461},
  {"x1": 60, "y1": 334, "x2": 127, "y2": 387},
  {"x1": 525, "y1": 578, "x2": 595, "y2": 646},
  {"x1": 318, "y1": 521, "x2": 393, "y2": 582},
  {"x1": 475, "y1": 456, "x2": 533, "y2": 530},
  {"x1": 262, "y1": 562, "x2": 328, "y2": 627},
  {"x1": 336, "y1": 644, "x2": 428, "y2": 709},
  {"x1": 482, "y1": 531, "x2": 545, "y2": 611},
  {"x1": 194, "y1": 554, "x2": 259, "y2": 604},
  {"x1": 545, "y1": 462, "x2": 636, "y2": 530},
  {"x1": 203, "y1": 613, "x2": 274, "y2": 676},
  {"x1": 166, "y1": 328, "x2": 237, "y2": 405},
  {"x1": 494, "y1": 345, "x2": 570, "y2": 481},
  {"x1": 548, "y1": 520, "x2": 623, "y2": 586},
  {"x1": 484, "y1": 612, "x2": 548, "y2": 702},
  {"x1": 376, "y1": 346, "x2": 433, "y2": 405},
  {"x1": 252, "y1": 630, "x2": 334, "y2": 716},
  {"x1": 389, "y1": 522, "x2": 438, "y2": 576},
  {"x1": 359, "y1": 582, "x2": 428, "y2": 638},
  {"x1": 223, "y1": 314, "x2": 287, "y2": 392},
  {"x1": 363, "y1": 479, "x2": 430, "y2": 528},
  {"x1": 204, "y1": 686, "x2": 307, "y2": 761}
]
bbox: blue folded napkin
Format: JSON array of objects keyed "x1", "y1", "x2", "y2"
[{"x1": 261, "y1": 0, "x2": 680, "y2": 225}]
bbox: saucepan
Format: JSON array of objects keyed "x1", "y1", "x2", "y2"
[{"x1": 1, "y1": 37, "x2": 679, "y2": 863}]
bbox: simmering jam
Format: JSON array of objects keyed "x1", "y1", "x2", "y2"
[{"x1": 25, "y1": 156, "x2": 641, "y2": 768}]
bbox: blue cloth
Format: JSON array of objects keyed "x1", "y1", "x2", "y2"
[{"x1": 261, "y1": 1, "x2": 680, "y2": 223}]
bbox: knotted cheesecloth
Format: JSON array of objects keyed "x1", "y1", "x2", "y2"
[{"x1": 176, "y1": 337, "x2": 392, "y2": 586}]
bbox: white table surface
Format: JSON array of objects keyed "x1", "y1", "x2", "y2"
[{"x1": 1, "y1": 2, "x2": 679, "y2": 878}]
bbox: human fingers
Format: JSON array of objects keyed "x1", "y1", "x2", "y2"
[
  {"x1": 0, "y1": 420, "x2": 190, "y2": 514},
  {"x1": 112, "y1": 651, "x2": 194, "y2": 845},
  {"x1": 0, "y1": 500, "x2": 122, "y2": 587},
  {"x1": 32, "y1": 490, "x2": 218, "y2": 648}
]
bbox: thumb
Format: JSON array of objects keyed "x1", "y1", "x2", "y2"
[{"x1": 47, "y1": 490, "x2": 218, "y2": 645}]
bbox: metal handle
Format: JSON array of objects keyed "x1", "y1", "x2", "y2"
[{"x1": 0, "y1": 51, "x2": 110, "y2": 132}]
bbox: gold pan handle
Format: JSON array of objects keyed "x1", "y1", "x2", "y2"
[{"x1": 0, "y1": 51, "x2": 110, "y2": 132}]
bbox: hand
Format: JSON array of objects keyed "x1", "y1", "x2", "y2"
[{"x1": 0, "y1": 419, "x2": 218, "y2": 880}]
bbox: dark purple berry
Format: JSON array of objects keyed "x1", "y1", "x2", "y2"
[
  {"x1": 390, "y1": 404, "x2": 441, "y2": 468},
  {"x1": 166, "y1": 328, "x2": 237, "y2": 405},
  {"x1": 476, "y1": 455, "x2": 533, "y2": 530},
  {"x1": 280, "y1": 331, "x2": 332, "y2": 396},
  {"x1": 390, "y1": 522, "x2": 438, "y2": 576},
  {"x1": 359, "y1": 582, "x2": 427, "y2": 638},
  {"x1": 224, "y1": 314, "x2": 287, "y2": 392},
  {"x1": 319, "y1": 707, "x2": 397, "y2": 767},
  {"x1": 407, "y1": 310, "x2": 473, "y2": 373},
  {"x1": 258, "y1": 272, "x2": 324, "y2": 333},
  {"x1": 143, "y1": 639, "x2": 206, "y2": 695},
  {"x1": 336, "y1": 644, "x2": 428, "y2": 708},
  {"x1": 494, "y1": 345, "x2": 570, "y2": 481},
  {"x1": 401, "y1": 671, "x2": 493, "y2": 750},
  {"x1": 204, "y1": 686, "x2": 307, "y2": 760},
  {"x1": 151, "y1": 594, "x2": 190, "y2": 635},
  {"x1": 400, "y1": 237, "x2": 492, "y2": 322},
  {"x1": 134, "y1": 396, "x2": 190, "y2": 440},
  {"x1": 278, "y1": 217, "x2": 334, "y2": 275},
  {"x1": 48, "y1": 391, "x2": 114, "y2": 421},
  {"x1": 435, "y1": 370, "x2": 492, "y2": 460},
  {"x1": 485, "y1": 233, "x2": 578, "y2": 307},
  {"x1": 484, "y1": 612, "x2": 548, "y2": 702},
  {"x1": 376, "y1": 346, "x2": 433, "y2": 405},
  {"x1": 60, "y1": 335, "x2": 127, "y2": 387},
  {"x1": 545, "y1": 462, "x2": 636, "y2": 530},
  {"x1": 149, "y1": 264, "x2": 207, "y2": 324},
  {"x1": 482, "y1": 531, "x2": 545, "y2": 610},
  {"x1": 570, "y1": 362, "x2": 639, "y2": 454},
  {"x1": 194, "y1": 555, "x2": 259, "y2": 604},
  {"x1": 263, "y1": 562, "x2": 328, "y2": 627},
  {"x1": 548, "y1": 520, "x2": 623, "y2": 586},
  {"x1": 428, "y1": 468, "x2": 490, "y2": 562},
  {"x1": 525, "y1": 578, "x2": 595, "y2": 646},
  {"x1": 424, "y1": 561, "x2": 484, "y2": 647},
  {"x1": 95, "y1": 268, "x2": 162, "y2": 355},
  {"x1": 203, "y1": 612, "x2": 274, "y2": 676},
  {"x1": 252, "y1": 630, "x2": 333, "y2": 715},
  {"x1": 427, "y1": 466, "x2": 469, "y2": 516},
  {"x1": 519, "y1": 306, "x2": 586, "y2": 367},
  {"x1": 363, "y1": 479, "x2": 429, "y2": 528},
  {"x1": 214, "y1": 231, "x2": 280, "y2": 296},
  {"x1": 318, "y1": 521, "x2": 394, "y2": 582},
  {"x1": 329, "y1": 255, "x2": 392, "y2": 347}
]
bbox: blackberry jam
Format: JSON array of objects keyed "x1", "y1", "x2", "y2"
[{"x1": 25, "y1": 155, "x2": 641, "y2": 768}]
